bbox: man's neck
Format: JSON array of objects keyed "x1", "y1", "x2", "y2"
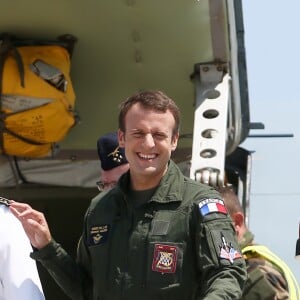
[{"x1": 130, "y1": 165, "x2": 168, "y2": 191}]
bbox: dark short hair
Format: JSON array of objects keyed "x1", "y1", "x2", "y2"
[
  {"x1": 118, "y1": 90, "x2": 180, "y2": 137},
  {"x1": 217, "y1": 186, "x2": 243, "y2": 216}
]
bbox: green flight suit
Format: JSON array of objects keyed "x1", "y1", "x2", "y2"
[{"x1": 31, "y1": 160, "x2": 246, "y2": 299}]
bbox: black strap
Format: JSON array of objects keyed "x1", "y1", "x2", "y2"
[{"x1": 0, "y1": 120, "x2": 46, "y2": 145}]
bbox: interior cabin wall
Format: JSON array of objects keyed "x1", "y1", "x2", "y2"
[{"x1": 0, "y1": 0, "x2": 218, "y2": 152}]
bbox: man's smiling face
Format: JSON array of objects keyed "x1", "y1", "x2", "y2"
[{"x1": 118, "y1": 102, "x2": 178, "y2": 190}]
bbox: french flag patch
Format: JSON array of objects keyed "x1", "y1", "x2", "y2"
[{"x1": 199, "y1": 198, "x2": 227, "y2": 216}]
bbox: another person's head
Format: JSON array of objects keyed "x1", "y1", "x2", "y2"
[
  {"x1": 97, "y1": 132, "x2": 129, "y2": 191},
  {"x1": 218, "y1": 186, "x2": 247, "y2": 241},
  {"x1": 117, "y1": 90, "x2": 180, "y2": 189}
]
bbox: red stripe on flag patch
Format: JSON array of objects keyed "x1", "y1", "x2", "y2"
[{"x1": 199, "y1": 199, "x2": 227, "y2": 216}]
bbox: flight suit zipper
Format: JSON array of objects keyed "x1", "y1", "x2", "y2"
[
  {"x1": 141, "y1": 208, "x2": 155, "y2": 289},
  {"x1": 120, "y1": 196, "x2": 134, "y2": 298}
]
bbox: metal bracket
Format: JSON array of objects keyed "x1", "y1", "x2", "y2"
[{"x1": 189, "y1": 63, "x2": 230, "y2": 187}]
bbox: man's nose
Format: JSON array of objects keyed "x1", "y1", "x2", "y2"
[{"x1": 143, "y1": 133, "x2": 155, "y2": 147}]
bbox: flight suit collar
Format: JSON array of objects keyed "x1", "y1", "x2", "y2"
[
  {"x1": 239, "y1": 230, "x2": 255, "y2": 249},
  {"x1": 118, "y1": 160, "x2": 184, "y2": 205},
  {"x1": 150, "y1": 160, "x2": 184, "y2": 204}
]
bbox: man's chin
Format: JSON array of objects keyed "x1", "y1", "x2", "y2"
[
  {"x1": 142, "y1": 165, "x2": 168, "y2": 177},
  {"x1": 143, "y1": 166, "x2": 157, "y2": 173}
]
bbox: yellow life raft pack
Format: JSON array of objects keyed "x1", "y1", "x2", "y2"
[{"x1": 0, "y1": 33, "x2": 78, "y2": 158}]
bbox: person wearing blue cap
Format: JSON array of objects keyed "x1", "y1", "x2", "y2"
[{"x1": 96, "y1": 132, "x2": 129, "y2": 191}]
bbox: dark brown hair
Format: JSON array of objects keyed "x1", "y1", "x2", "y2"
[{"x1": 118, "y1": 90, "x2": 180, "y2": 137}]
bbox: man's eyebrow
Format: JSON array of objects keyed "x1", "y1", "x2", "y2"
[{"x1": 129, "y1": 129, "x2": 144, "y2": 134}]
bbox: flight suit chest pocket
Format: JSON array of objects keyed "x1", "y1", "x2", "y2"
[
  {"x1": 87, "y1": 223, "x2": 112, "y2": 284},
  {"x1": 145, "y1": 210, "x2": 187, "y2": 289},
  {"x1": 146, "y1": 241, "x2": 184, "y2": 289}
]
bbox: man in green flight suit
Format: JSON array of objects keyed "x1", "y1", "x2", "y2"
[{"x1": 10, "y1": 90, "x2": 246, "y2": 299}]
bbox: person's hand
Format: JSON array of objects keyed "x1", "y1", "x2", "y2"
[{"x1": 9, "y1": 201, "x2": 52, "y2": 249}]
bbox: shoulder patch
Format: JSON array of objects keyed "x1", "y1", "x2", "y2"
[
  {"x1": 198, "y1": 198, "x2": 227, "y2": 217},
  {"x1": 0, "y1": 196, "x2": 10, "y2": 207},
  {"x1": 219, "y1": 232, "x2": 242, "y2": 263}
]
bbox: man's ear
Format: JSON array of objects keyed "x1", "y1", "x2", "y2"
[
  {"x1": 171, "y1": 132, "x2": 179, "y2": 151},
  {"x1": 232, "y1": 212, "x2": 244, "y2": 230},
  {"x1": 118, "y1": 129, "x2": 125, "y2": 147}
]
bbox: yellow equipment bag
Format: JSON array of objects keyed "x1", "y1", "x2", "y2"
[{"x1": 0, "y1": 34, "x2": 78, "y2": 158}]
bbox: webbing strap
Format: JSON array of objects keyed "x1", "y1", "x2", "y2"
[
  {"x1": 0, "y1": 120, "x2": 45, "y2": 146},
  {"x1": 243, "y1": 245, "x2": 300, "y2": 300},
  {"x1": 0, "y1": 34, "x2": 25, "y2": 154}
]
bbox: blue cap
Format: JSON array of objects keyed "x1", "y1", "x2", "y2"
[{"x1": 97, "y1": 132, "x2": 128, "y2": 171}]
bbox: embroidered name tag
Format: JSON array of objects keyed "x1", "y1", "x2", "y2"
[
  {"x1": 88, "y1": 224, "x2": 110, "y2": 246},
  {"x1": 152, "y1": 244, "x2": 177, "y2": 274}
]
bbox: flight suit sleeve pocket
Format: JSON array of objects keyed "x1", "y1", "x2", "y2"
[
  {"x1": 208, "y1": 228, "x2": 243, "y2": 266},
  {"x1": 146, "y1": 242, "x2": 184, "y2": 289}
]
